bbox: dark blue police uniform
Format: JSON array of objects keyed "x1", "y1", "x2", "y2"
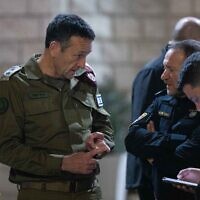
[
  {"x1": 125, "y1": 90, "x2": 200, "y2": 200},
  {"x1": 126, "y1": 45, "x2": 167, "y2": 200}
]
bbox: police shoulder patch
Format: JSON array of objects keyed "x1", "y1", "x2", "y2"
[
  {"x1": 0, "y1": 97, "x2": 9, "y2": 114},
  {"x1": 1, "y1": 65, "x2": 22, "y2": 80},
  {"x1": 133, "y1": 112, "x2": 148, "y2": 123}
]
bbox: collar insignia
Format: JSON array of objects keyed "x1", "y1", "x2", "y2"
[
  {"x1": 87, "y1": 73, "x2": 96, "y2": 82},
  {"x1": 158, "y1": 111, "x2": 170, "y2": 117}
]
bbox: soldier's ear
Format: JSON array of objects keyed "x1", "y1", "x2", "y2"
[{"x1": 49, "y1": 41, "x2": 61, "y2": 57}]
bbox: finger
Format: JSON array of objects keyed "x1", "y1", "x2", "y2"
[
  {"x1": 88, "y1": 148, "x2": 101, "y2": 158},
  {"x1": 147, "y1": 122, "x2": 153, "y2": 132},
  {"x1": 92, "y1": 132, "x2": 104, "y2": 141},
  {"x1": 149, "y1": 120, "x2": 155, "y2": 131}
]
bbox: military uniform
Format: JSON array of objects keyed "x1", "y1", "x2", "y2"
[
  {"x1": 125, "y1": 90, "x2": 200, "y2": 200},
  {"x1": 0, "y1": 55, "x2": 114, "y2": 200}
]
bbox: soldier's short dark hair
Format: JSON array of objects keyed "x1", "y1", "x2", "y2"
[
  {"x1": 178, "y1": 51, "x2": 200, "y2": 91},
  {"x1": 45, "y1": 14, "x2": 95, "y2": 49}
]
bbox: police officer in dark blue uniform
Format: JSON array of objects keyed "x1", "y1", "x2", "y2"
[
  {"x1": 126, "y1": 45, "x2": 166, "y2": 200},
  {"x1": 126, "y1": 17, "x2": 200, "y2": 200},
  {"x1": 125, "y1": 40, "x2": 200, "y2": 200}
]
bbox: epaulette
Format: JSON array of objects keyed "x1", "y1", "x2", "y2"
[
  {"x1": 154, "y1": 89, "x2": 167, "y2": 97},
  {"x1": 1, "y1": 65, "x2": 22, "y2": 81},
  {"x1": 75, "y1": 63, "x2": 96, "y2": 87}
]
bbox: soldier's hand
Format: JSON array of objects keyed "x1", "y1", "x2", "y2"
[
  {"x1": 85, "y1": 132, "x2": 104, "y2": 151},
  {"x1": 61, "y1": 148, "x2": 100, "y2": 174},
  {"x1": 95, "y1": 139, "x2": 110, "y2": 152},
  {"x1": 85, "y1": 132, "x2": 110, "y2": 158}
]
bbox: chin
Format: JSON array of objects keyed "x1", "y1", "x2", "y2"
[
  {"x1": 167, "y1": 89, "x2": 172, "y2": 95},
  {"x1": 167, "y1": 89, "x2": 177, "y2": 96}
]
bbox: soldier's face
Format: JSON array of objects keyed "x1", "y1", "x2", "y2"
[
  {"x1": 183, "y1": 84, "x2": 200, "y2": 111},
  {"x1": 51, "y1": 36, "x2": 92, "y2": 79},
  {"x1": 161, "y1": 48, "x2": 186, "y2": 96}
]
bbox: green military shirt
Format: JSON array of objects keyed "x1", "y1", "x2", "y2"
[{"x1": 0, "y1": 55, "x2": 114, "y2": 183}]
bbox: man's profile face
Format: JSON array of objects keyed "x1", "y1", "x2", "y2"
[
  {"x1": 50, "y1": 36, "x2": 92, "y2": 79},
  {"x1": 183, "y1": 84, "x2": 200, "y2": 111},
  {"x1": 161, "y1": 48, "x2": 186, "y2": 96}
]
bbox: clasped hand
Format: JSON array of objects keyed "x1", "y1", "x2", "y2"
[{"x1": 61, "y1": 132, "x2": 110, "y2": 174}]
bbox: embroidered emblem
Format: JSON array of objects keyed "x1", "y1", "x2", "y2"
[
  {"x1": 96, "y1": 94, "x2": 103, "y2": 107},
  {"x1": 87, "y1": 73, "x2": 96, "y2": 82},
  {"x1": 28, "y1": 92, "x2": 48, "y2": 99},
  {"x1": 158, "y1": 111, "x2": 170, "y2": 117}
]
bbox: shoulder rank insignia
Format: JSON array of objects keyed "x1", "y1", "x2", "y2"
[
  {"x1": 75, "y1": 63, "x2": 96, "y2": 86},
  {"x1": 1, "y1": 65, "x2": 21, "y2": 80},
  {"x1": 87, "y1": 72, "x2": 96, "y2": 82},
  {"x1": 133, "y1": 112, "x2": 148, "y2": 123}
]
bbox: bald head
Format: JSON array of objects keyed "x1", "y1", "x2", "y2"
[{"x1": 172, "y1": 17, "x2": 200, "y2": 41}]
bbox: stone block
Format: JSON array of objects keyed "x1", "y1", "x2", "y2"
[
  {"x1": 97, "y1": 41, "x2": 130, "y2": 63},
  {"x1": 114, "y1": 17, "x2": 140, "y2": 39},
  {"x1": 84, "y1": 15, "x2": 112, "y2": 38},
  {"x1": 99, "y1": 0, "x2": 131, "y2": 15},
  {"x1": 131, "y1": 0, "x2": 167, "y2": 15},
  {"x1": 0, "y1": 17, "x2": 40, "y2": 40},
  {"x1": 27, "y1": 0, "x2": 63, "y2": 15},
  {"x1": 0, "y1": 0, "x2": 27, "y2": 15},
  {"x1": 114, "y1": 65, "x2": 135, "y2": 92},
  {"x1": 130, "y1": 42, "x2": 163, "y2": 63},
  {"x1": 144, "y1": 18, "x2": 167, "y2": 39},
  {"x1": 0, "y1": 43, "x2": 19, "y2": 64},
  {"x1": 169, "y1": 0, "x2": 192, "y2": 14},
  {"x1": 87, "y1": 42, "x2": 103, "y2": 63},
  {"x1": 194, "y1": 0, "x2": 200, "y2": 13},
  {"x1": 71, "y1": 0, "x2": 98, "y2": 13}
]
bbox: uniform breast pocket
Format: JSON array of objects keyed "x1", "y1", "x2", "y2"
[
  {"x1": 24, "y1": 97, "x2": 59, "y2": 115},
  {"x1": 24, "y1": 98, "x2": 61, "y2": 131},
  {"x1": 71, "y1": 92, "x2": 96, "y2": 129}
]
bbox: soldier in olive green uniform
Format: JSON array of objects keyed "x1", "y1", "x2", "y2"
[{"x1": 0, "y1": 14, "x2": 114, "y2": 200}]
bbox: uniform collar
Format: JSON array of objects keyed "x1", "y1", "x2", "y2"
[{"x1": 24, "y1": 54, "x2": 43, "y2": 80}]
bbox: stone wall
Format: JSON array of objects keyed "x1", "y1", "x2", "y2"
[
  {"x1": 0, "y1": 1, "x2": 199, "y2": 200},
  {"x1": 0, "y1": 0, "x2": 199, "y2": 92}
]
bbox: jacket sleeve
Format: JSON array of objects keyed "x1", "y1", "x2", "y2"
[
  {"x1": 175, "y1": 126, "x2": 200, "y2": 166},
  {"x1": 125, "y1": 100, "x2": 168, "y2": 158},
  {"x1": 0, "y1": 80, "x2": 63, "y2": 177},
  {"x1": 91, "y1": 94, "x2": 115, "y2": 151},
  {"x1": 126, "y1": 99, "x2": 195, "y2": 159},
  {"x1": 125, "y1": 96, "x2": 190, "y2": 159}
]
